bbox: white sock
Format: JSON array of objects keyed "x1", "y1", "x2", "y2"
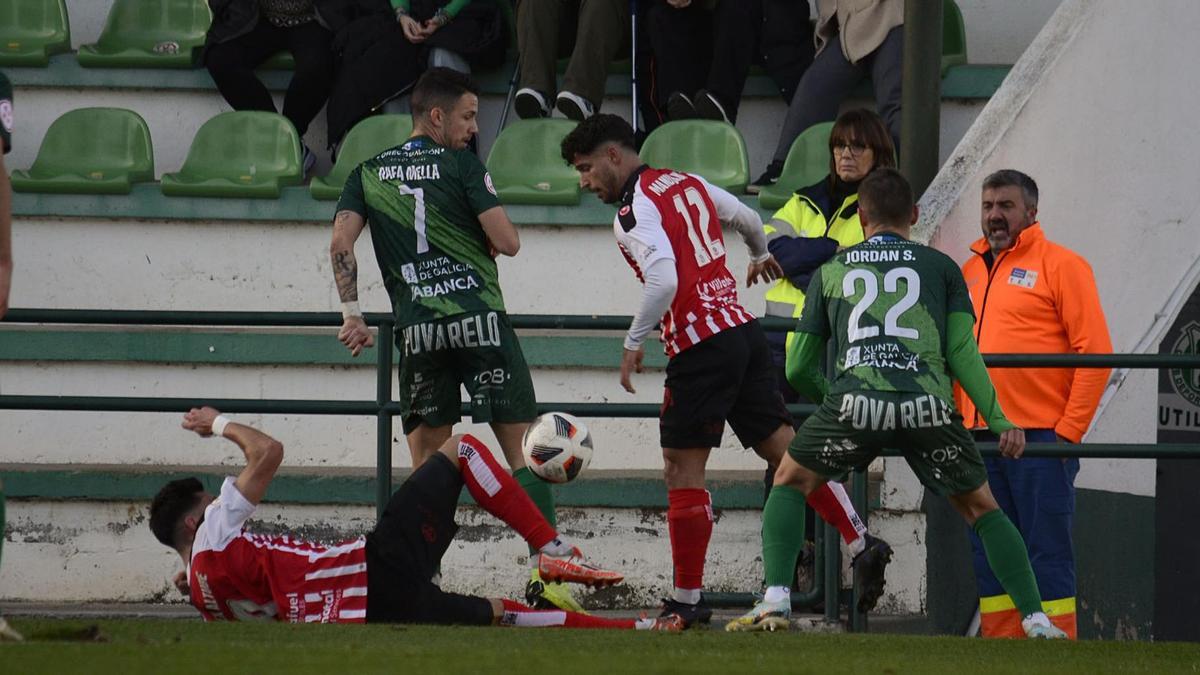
[
  {"x1": 847, "y1": 536, "x2": 866, "y2": 558},
  {"x1": 673, "y1": 587, "x2": 701, "y2": 605},
  {"x1": 764, "y1": 585, "x2": 790, "y2": 604},
  {"x1": 539, "y1": 537, "x2": 576, "y2": 558}
]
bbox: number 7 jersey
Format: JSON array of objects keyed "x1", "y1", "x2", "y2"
[
  {"x1": 796, "y1": 233, "x2": 976, "y2": 401},
  {"x1": 614, "y1": 166, "x2": 754, "y2": 357}
]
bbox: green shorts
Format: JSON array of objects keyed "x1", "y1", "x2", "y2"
[
  {"x1": 396, "y1": 311, "x2": 537, "y2": 435},
  {"x1": 790, "y1": 390, "x2": 987, "y2": 496}
]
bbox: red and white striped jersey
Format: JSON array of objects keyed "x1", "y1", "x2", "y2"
[
  {"x1": 188, "y1": 478, "x2": 369, "y2": 624},
  {"x1": 614, "y1": 165, "x2": 753, "y2": 357}
]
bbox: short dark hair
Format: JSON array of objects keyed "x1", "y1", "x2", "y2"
[
  {"x1": 149, "y1": 477, "x2": 205, "y2": 549},
  {"x1": 858, "y1": 168, "x2": 914, "y2": 227},
  {"x1": 560, "y1": 113, "x2": 636, "y2": 164},
  {"x1": 982, "y1": 169, "x2": 1039, "y2": 208},
  {"x1": 410, "y1": 67, "x2": 480, "y2": 120},
  {"x1": 829, "y1": 108, "x2": 897, "y2": 177}
]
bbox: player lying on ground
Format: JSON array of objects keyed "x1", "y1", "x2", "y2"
[
  {"x1": 727, "y1": 169, "x2": 1067, "y2": 638},
  {"x1": 560, "y1": 114, "x2": 892, "y2": 627},
  {"x1": 149, "y1": 407, "x2": 683, "y2": 631}
]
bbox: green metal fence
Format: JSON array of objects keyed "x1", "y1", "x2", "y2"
[{"x1": 4, "y1": 308, "x2": 1200, "y2": 630}]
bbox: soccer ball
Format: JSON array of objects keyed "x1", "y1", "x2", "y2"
[{"x1": 522, "y1": 412, "x2": 593, "y2": 484}]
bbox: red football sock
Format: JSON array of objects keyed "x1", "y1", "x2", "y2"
[
  {"x1": 667, "y1": 488, "x2": 714, "y2": 593},
  {"x1": 806, "y1": 481, "x2": 866, "y2": 545},
  {"x1": 457, "y1": 435, "x2": 557, "y2": 550},
  {"x1": 499, "y1": 599, "x2": 636, "y2": 629}
]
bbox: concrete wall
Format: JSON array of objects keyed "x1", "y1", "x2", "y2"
[{"x1": 918, "y1": 0, "x2": 1200, "y2": 499}]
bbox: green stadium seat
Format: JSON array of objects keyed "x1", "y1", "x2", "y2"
[
  {"x1": 757, "y1": 121, "x2": 835, "y2": 211},
  {"x1": 942, "y1": 0, "x2": 967, "y2": 75},
  {"x1": 0, "y1": 0, "x2": 71, "y2": 67},
  {"x1": 76, "y1": 0, "x2": 212, "y2": 69},
  {"x1": 311, "y1": 114, "x2": 414, "y2": 201},
  {"x1": 10, "y1": 108, "x2": 155, "y2": 195},
  {"x1": 161, "y1": 111, "x2": 302, "y2": 198},
  {"x1": 639, "y1": 120, "x2": 750, "y2": 193},
  {"x1": 486, "y1": 119, "x2": 580, "y2": 206}
]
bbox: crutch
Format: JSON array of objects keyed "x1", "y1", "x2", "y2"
[{"x1": 630, "y1": 0, "x2": 639, "y2": 133}]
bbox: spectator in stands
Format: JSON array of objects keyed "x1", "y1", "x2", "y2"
[
  {"x1": 326, "y1": 0, "x2": 505, "y2": 148},
  {"x1": 638, "y1": 0, "x2": 813, "y2": 132},
  {"x1": 748, "y1": 0, "x2": 903, "y2": 195},
  {"x1": 759, "y1": 109, "x2": 895, "y2": 556},
  {"x1": 203, "y1": 0, "x2": 337, "y2": 174},
  {"x1": 955, "y1": 170, "x2": 1112, "y2": 640},
  {"x1": 513, "y1": 0, "x2": 628, "y2": 121}
]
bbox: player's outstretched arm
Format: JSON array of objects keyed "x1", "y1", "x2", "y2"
[
  {"x1": 479, "y1": 206, "x2": 520, "y2": 256},
  {"x1": 945, "y1": 312, "x2": 1026, "y2": 457},
  {"x1": 785, "y1": 330, "x2": 829, "y2": 402},
  {"x1": 330, "y1": 209, "x2": 375, "y2": 357},
  {"x1": 182, "y1": 407, "x2": 283, "y2": 505}
]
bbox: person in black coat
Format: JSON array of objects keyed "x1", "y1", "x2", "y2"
[{"x1": 204, "y1": 0, "x2": 339, "y2": 170}]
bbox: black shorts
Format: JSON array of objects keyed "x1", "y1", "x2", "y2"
[
  {"x1": 365, "y1": 453, "x2": 494, "y2": 625},
  {"x1": 660, "y1": 320, "x2": 793, "y2": 449}
]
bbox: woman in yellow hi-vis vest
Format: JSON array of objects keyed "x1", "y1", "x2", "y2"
[
  {"x1": 762, "y1": 108, "x2": 897, "y2": 405},
  {"x1": 759, "y1": 109, "x2": 896, "y2": 570}
]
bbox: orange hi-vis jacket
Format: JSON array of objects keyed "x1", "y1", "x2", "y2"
[{"x1": 954, "y1": 224, "x2": 1112, "y2": 442}]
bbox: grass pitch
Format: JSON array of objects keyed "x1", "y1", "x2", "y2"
[{"x1": 2, "y1": 618, "x2": 1198, "y2": 674}]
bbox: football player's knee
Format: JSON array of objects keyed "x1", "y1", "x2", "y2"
[{"x1": 439, "y1": 434, "x2": 468, "y2": 467}]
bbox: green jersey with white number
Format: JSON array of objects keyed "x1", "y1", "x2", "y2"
[
  {"x1": 796, "y1": 233, "x2": 975, "y2": 400},
  {"x1": 337, "y1": 135, "x2": 504, "y2": 328}
]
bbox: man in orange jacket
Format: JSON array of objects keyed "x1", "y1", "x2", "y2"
[{"x1": 954, "y1": 170, "x2": 1112, "y2": 639}]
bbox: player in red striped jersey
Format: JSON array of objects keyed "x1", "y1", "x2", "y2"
[
  {"x1": 149, "y1": 407, "x2": 682, "y2": 631},
  {"x1": 562, "y1": 115, "x2": 892, "y2": 626}
]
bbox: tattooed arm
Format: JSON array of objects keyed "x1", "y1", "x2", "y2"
[{"x1": 330, "y1": 209, "x2": 374, "y2": 356}]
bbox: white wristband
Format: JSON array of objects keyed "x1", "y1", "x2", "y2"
[
  {"x1": 212, "y1": 415, "x2": 232, "y2": 438},
  {"x1": 341, "y1": 301, "x2": 362, "y2": 320}
]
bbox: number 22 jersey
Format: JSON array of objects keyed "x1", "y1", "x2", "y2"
[
  {"x1": 796, "y1": 233, "x2": 976, "y2": 401},
  {"x1": 614, "y1": 166, "x2": 754, "y2": 357}
]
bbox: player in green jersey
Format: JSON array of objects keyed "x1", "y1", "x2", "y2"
[
  {"x1": 328, "y1": 68, "x2": 580, "y2": 613},
  {"x1": 0, "y1": 70, "x2": 20, "y2": 643},
  {"x1": 726, "y1": 169, "x2": 1067, "y2": 639}
]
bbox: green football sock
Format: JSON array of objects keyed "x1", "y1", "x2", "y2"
[
  {"x1": 762, "y1": 485, "x2": 809, "y2": 588},
  {"x1": 514, "y1": 467, "x2": 557, "y2": 556},
  {"x1": 973, "y1": 508, "x2": 1043, "y2": 617}
]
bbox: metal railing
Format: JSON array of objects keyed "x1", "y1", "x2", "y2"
[{"x1": 4, "y1": 307, "x2": 1200, "y2": 630}]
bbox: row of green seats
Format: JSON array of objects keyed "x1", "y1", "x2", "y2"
[
  {"x1": 11, "y1": 106, "x2": 833, "y2": 206},
  {"x1": 1, "y1": 0, "x2": 208, "y2": 68},
  {"x1": 11, "y1": 108, "x2": 417, "y2": 198}
]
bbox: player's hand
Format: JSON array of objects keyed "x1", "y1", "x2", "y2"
[
  {"x1": 338, "y1": 316, "x2": 375, "y2": 357},
  {"x1": 746, "y1": 255, "x2": 784, "y2": 286},
  {"x1": 620, "y1": 346, "x2": 644, "y2": 394},
  {"x1": 998, "y1": 427, "x2": 1025, "y2": 459},
  {"x1": 398, "y1": 14, "x2": 425, "y2": 42},
  {"x1": 182, "y1": 406, "x2": 221, "y2": 437},
  {"x1": 173, "y1": 569, "x2": 189, "y2": 596}
]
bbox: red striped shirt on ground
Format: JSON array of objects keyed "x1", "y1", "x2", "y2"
[{"x1": 188, "y1": 478, "x2": 369, "y2": 623}]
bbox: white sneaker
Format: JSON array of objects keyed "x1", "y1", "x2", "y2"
[
  {"x1": 555, "y1": 91, "x2": 595, "y2": 121},
  {"x1": 0, "y1": 616, "x2": 24, "y2": 641},
  {"x1": 514, "y1": 88, "x2": 550, "y2": 119},
  {"x1": 1022, "y1": 612, "x2": 1068, "y2": 639},
  {"x1": 302, "y1": 146, "x2": 317, "y2": 178},
  {"x1": 724, "y1": 598, "x2": 791, "y2": 632}
]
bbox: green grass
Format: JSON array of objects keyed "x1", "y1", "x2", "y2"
[{"x1": 1, "y1": 618, "x2": 1198, "y2": 674}]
